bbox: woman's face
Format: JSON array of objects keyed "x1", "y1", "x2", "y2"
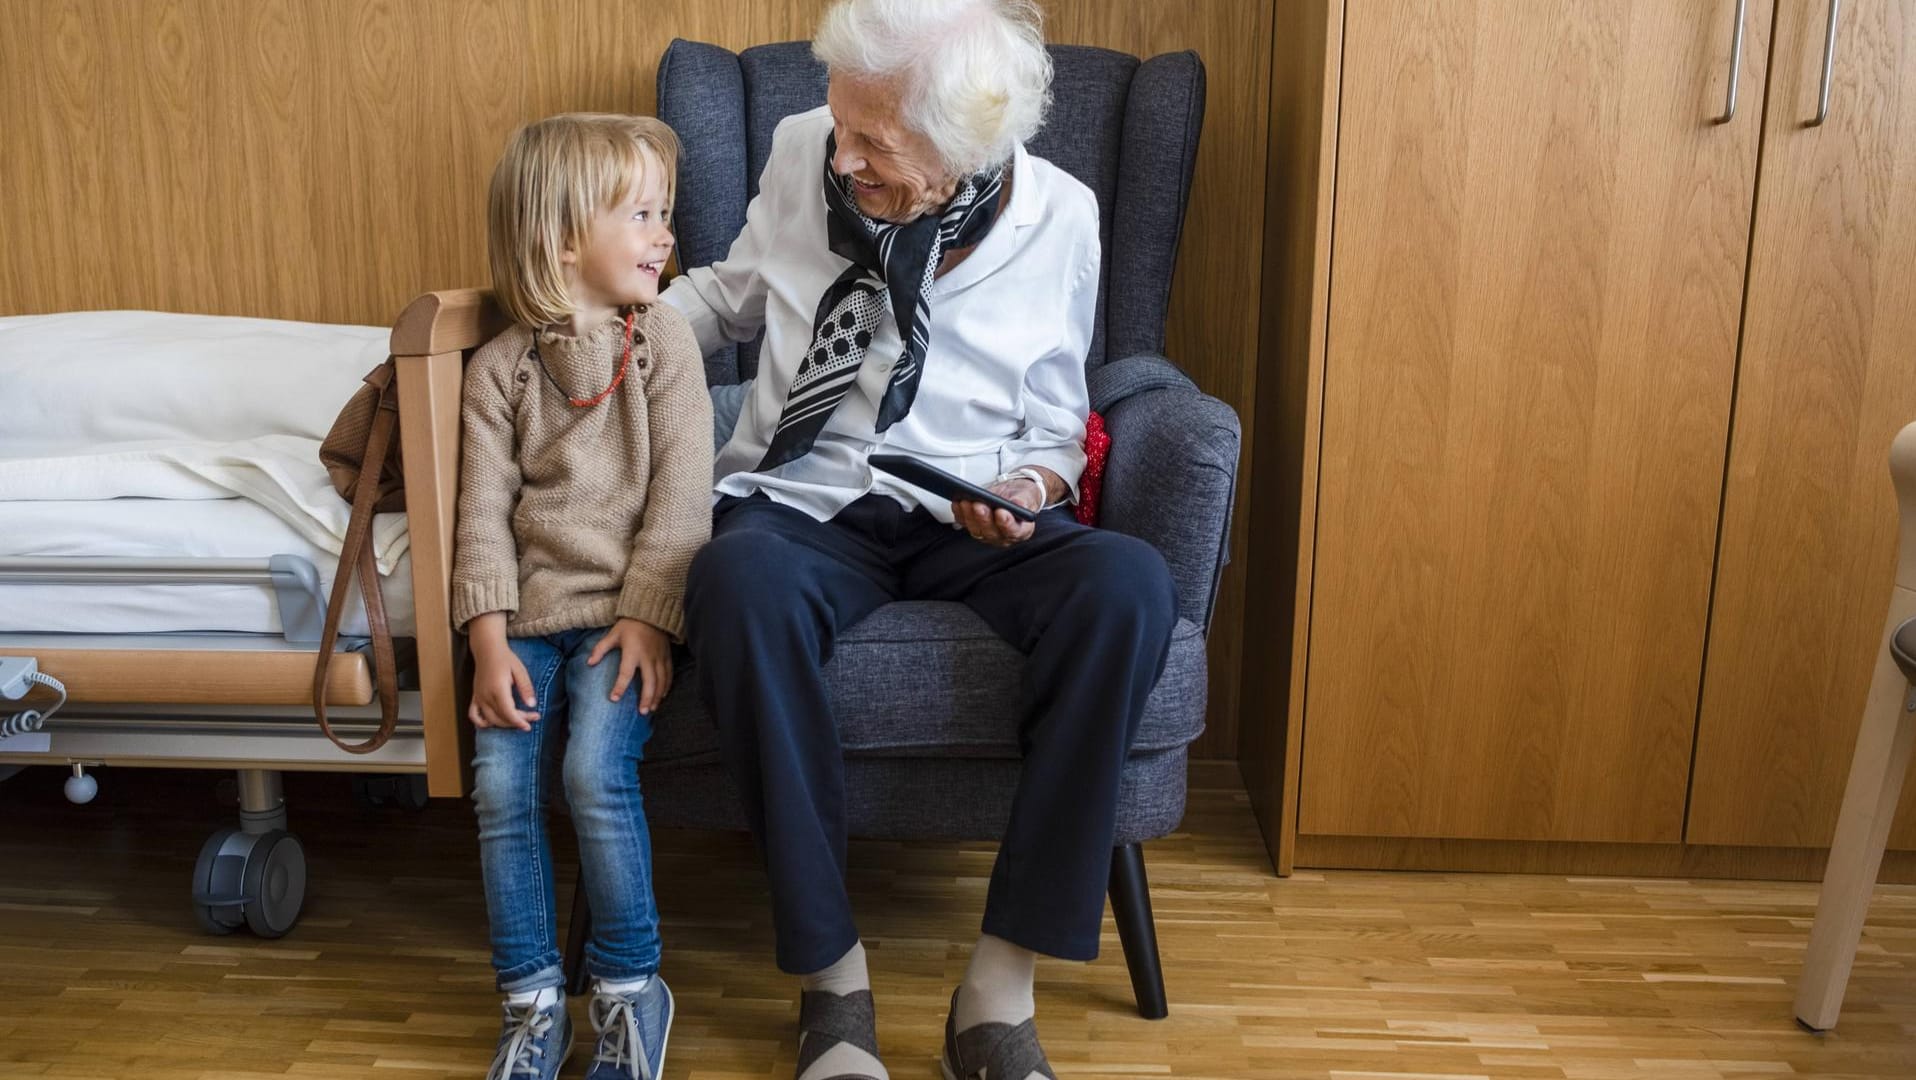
[{"x1": 826, "y1": 74, "x2": 958, "y2": 223}]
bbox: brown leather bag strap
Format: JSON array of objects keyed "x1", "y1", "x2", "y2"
[
  {"x1": 314, "y1": 360, "x2": 402, "y2": 754},
  {"x1": 353, "y1": 536, "x2": 401, "y2": 744}
]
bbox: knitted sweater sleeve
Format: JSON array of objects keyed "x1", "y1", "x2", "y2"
[
  {"x1": 616, "y1": 306, "x2": 716, "y2": 640},
  {"x1": 450, "y1": 335, "x2": 525, "y2": 630}
]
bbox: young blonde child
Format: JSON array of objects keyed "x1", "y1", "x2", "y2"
[{"x1": 453, "y1": 113, "x2": 712, "y2": 1080}]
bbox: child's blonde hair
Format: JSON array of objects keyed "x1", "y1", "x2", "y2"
[{"x1": 487, "y1": 113, "x2": 680, "y2": 328}]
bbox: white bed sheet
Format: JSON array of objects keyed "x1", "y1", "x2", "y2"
[
  {"x1": 0, "y1": 435, "x2": 411, "y2": 574},
  {"x1": 0, "y1": 497, "x2": 414, "y2": 637}
]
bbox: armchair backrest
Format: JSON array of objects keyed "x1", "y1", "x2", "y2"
[{"x1": 656, "y1": 38, "x2": 1205, "y2": 387}]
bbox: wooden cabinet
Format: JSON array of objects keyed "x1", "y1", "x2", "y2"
[
  {"x1": 1248, "y1": 0, "x2": 1916, "y2": 872},
  {"x1": 1299, "y1": 0, "x2": 1768, "y2": 843},
  {"x1": 1688, "y1": 0, "x2": 1916, "y2": 849}
]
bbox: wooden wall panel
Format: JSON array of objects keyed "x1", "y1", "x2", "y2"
[
  {"x1": 1043, "y1": 3, "x2": 1273, "y2": 761},
  {"x1": 1239, "y1": 0, "x2": 1342, "y2": 873},
  {"x1": 0, "y1": 0, "x2": 1269, "y2": 759}
]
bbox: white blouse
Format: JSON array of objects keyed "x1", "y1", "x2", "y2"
[{"x1": 662, "y1": 105, "x2": 1096, "y2": 525}]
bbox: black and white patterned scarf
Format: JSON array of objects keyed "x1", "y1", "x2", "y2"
[{"x1": 756, "y1": 132, "x2": 1007, "y2": 472}]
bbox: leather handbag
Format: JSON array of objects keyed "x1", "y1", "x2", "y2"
[{"x1": 312, "y1": 359, "x2": 404, "y2": 753}]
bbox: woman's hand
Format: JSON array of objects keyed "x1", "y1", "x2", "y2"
[
  {"x1": 588, "y1": 617, "x2": 674, "y2": 715},
  {"x1": 952, "y1": 471, "x2": 1051, "y2": 547},
  {"x1": 468, "y1": 613, "x2": 539, "y2": 731}
]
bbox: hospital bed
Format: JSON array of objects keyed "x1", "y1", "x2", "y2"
[{"x1": 0, "y1": 296, "x2": 486, "y2": 936}]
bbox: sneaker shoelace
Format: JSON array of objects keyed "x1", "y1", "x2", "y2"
[
  {"x1": 489, "y1": 1003, "x2": 557, "y2": 1080},
  {"x1": 590, "y1": 991, "x2": 654, "y2": 1080}
]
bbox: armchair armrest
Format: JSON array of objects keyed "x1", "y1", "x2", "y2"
[{"x1": 1090, "y1": 355, "x2": 1242, "y2": 633}]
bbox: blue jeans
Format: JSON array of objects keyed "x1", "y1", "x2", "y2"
[{"x1": 471, "y1": 627, "x2": 659, "y2": 993}]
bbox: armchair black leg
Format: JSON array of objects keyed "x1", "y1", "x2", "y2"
[
  {"x1": 1108, "y1": 842, "x2": 1168, "y2": 1019},
  {"x1": 564, "y1": 866, "x2": 591, "y2": 996}
]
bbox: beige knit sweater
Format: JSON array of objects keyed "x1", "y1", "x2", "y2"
[{"x1": 451, "y1": 304, "x2": 713, "y2": 640}]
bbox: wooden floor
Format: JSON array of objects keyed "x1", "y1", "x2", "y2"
[{"x1": 0, "y1": 762, "x2": 1912, "y2": 1079}]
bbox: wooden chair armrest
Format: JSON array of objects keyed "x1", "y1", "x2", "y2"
[
  {"x1": 388, "y1": 287, "x2": 502, "y2": 797},
  {"x1": 390, "y1": 289, "x2": 509, "y2": 357}
]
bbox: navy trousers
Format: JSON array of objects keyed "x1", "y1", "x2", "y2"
[{"x1": 683, "y1": 493, "x2": 1178, "y2": 974}]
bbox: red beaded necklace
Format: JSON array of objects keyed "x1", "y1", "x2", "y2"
[{"x1": 531, "y1": 308, "x2": 639, "y2": 408}]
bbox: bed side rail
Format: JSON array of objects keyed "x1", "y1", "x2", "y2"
[{"x1": 0, "y1": 556, "x2": 328, "y2": 643}]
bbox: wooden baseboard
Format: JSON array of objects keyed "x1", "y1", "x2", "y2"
[{"x1": 1295, "y1": 833, "x2": 1916, "y2": 884}]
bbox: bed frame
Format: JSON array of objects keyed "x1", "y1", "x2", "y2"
[{"x1": 0, "y1": 289, "x2": 503, "y2": 935}]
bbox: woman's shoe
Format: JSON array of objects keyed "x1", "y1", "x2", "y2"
[{"x1": 939, "y1": 988, "x2": 1055, "y2": 1080}]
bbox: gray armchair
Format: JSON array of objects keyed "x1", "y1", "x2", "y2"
[{"x1": 564, "y1": 39, "x2": 1240, "y2": 1020}]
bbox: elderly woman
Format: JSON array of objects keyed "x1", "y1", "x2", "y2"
[{"x1": 662, "y1": 1, "x2": 1176, "y2": 1077}]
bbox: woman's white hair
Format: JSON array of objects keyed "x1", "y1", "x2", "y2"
[{"x1": 812, "y1": 0, "x2": 1053, "y2": 177}]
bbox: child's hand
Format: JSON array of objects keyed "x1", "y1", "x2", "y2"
[
  {"x1": 588, "y1": 617, "x2": 673, "y2": 715},
  {"x1": 469, "y1": 621, "x2": 540, "y2": 731}
]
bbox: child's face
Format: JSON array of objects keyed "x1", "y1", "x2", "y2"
[{"x1": 569, "y1": 147, "x2": 675, "y2": 312}]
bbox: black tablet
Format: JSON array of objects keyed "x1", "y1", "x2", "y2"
[{"x1": 868, "y1": 453, "x2": 1038, "y2": 523}]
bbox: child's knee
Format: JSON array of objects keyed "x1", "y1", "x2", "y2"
[
  {"x1": 561, "y1": 748, "x2": 640, "y2": 815},
  {"x1": 471, "y1": 749, "x2": 541, "y2": 822}
]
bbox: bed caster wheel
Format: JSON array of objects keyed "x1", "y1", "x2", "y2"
[
  {"x1": 191, "y1": 827, "x2": 307, "y2": 938},
  {"x1": 241, "y1": 831, "x2": 307, "y2": 938},
  {"x1": 193, "y1": 828, "x2": 246, "y2": 935}
]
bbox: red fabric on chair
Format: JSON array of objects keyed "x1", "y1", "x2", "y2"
[{"x1": 1076, "y1": 411, "x2": 1110, "y2": 526}]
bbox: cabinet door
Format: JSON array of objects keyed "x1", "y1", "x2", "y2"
[
  {"x1": 1301, "y1": 0, "x2": 1769, "y2": 841},
  {"x1": 1689, "y1": 0, "x2": 1916, "y2": 848}
]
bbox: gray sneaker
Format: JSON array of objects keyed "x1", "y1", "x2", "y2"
[
  {"x1": 586, "y1": 977, "x2": 675, "y2": 1080},
  {"x1": 486, "y1": 997, "x2": 573, "y2": 1080}
]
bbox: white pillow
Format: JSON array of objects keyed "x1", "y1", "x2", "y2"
[{"x1": 0, "y1": 310, "x2": 389, "y2": 457}]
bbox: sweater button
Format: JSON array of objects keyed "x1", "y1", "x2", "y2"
[{"x1": 517, "y1": 371, "x2": 530, "y2": 383}]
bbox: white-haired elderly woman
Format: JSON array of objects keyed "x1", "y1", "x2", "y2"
[{"x1": 663, "y1": 2, "x2": 1176, "y2": 1077}]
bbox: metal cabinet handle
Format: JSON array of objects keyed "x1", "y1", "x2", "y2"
[
  {"x1": 1715, "y1": 0, "x2": 1748, "y2": 124},
  {"x1": 1809, "y1": 0, "x2": 1842, "y2": 127}
]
